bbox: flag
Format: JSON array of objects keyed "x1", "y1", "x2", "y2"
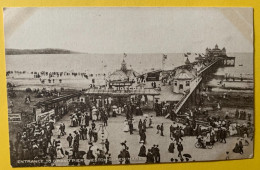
[
  {"x1": 123, "y1": 53, "x2": 127, "y2": 58},
  {"x1": 184, "y1": 53, "x2": 188, "y2": 57}
]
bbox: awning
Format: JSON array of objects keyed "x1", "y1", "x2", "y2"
[{"x1": 35, "y1": 92, "x2": 82, "y2": 106}]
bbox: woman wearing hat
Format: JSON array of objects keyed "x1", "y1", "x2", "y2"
[
  {"x1": 138, "y1": 141, "x2": 146, "y2": 157},
  {"x1": 168, "y1": 138, "x2": 175, "y2": 153},
  {"x1": 233, "y1": 139, "x2": 240, "y2": 153},
  {"x1": 56, "y1": 142, "x2": 64, "y2": 159}
]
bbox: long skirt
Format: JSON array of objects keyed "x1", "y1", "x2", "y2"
[{"x1": 168, "y1": 143, "x2": 175, "y2": 153}]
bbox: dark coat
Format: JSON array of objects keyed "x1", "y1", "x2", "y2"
[
  {"x1": 177, "y1": 143, "x2": 183, "y2": 152},
  {"x1": 233, "y1": 143, "x2": 240, "y2": 153},
  {"x1": 140, "y1": 132, "x2": 146, "y2": 142},
  {"x1": 146, "y1": 152, "x2": 154, "y2": 163},
  {"x1": 125, "y1": 150, "x2": 130, "y2": 164},
  {"x1": 138, "y1": 145, "x2": 146, "y2": 157},
  {"x1": 168, "y1": 142, "x2": 175, "y2": 153}
]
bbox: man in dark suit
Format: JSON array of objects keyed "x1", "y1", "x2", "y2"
[
  {"x1": 146, "y1": 149, "x2": 154, "y2": 163},
  {"x1": 160, "y1": 123, "x2": 164, "y2": 136}
]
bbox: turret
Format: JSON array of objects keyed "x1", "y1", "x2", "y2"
[{"x1": 121, "y1": 59, "x2": 127, "y2": 72}]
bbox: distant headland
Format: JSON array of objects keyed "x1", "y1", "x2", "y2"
[{"x1": 5, "y1": 48, "x2": 81, "y2": 55}]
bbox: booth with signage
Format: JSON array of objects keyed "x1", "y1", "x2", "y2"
[
  {"x1": 33, "y1": 92, "x2": 82, "y2": 123},
  {"x1": 84, "y1": 87, "x2": 160, "y2": 109}
]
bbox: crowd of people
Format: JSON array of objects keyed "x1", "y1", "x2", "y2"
[
  {"x1": 10, "y1": 118, "x2": 57, "y2": 166},
  {"x1": 9, "y1": 89, "x2": 254, "y2": 167}
]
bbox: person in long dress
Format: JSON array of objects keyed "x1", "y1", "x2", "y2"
[
  {"x1": 168, "y1": 138, "x2": 175, "y2": 153},
  {"x1": 56, "y1": 144, "x2": 65, "y2": 159},
  {"x1": 70, "y1": 114, "x2": 77, "y2": 127},
  {"x1": 92, "y1": 109, "x2": 97, "y2": 121},
  {"x1": 123, "y1": 120, "x2": 129, "y2": 132},
  {"x1": 70, "y1": 114, "x2": 74, "y2": 127},
  {"x1": 86, "y1": 144, "x2": 95, "y2": 165},
  {"x1": 143, "y1": 119, "x2": 147, "y2": 132},
  {"x1": 73, "y1": 116, "x2": 78, "y2": 127},
  {"x1": 146, "y1": 149, "x2": 154, "y2": 163},
  {"x1": 149, "y1": 116, "x2": 153, "y2": 128},
  {"x1": 229, "y1": 124, "x2": 238, "y2": 136},
  {"x1": 205, "y1": 132, "x2": 211, "y2": 145},
  {"x1": 81, "y1": 113, "x2": 86, "y2": 126},
  {"x1": 85, "y1": 112, "x2": 90, "y2": 126},
  {"x1": 140, "y1": 130, "x2": 146, "y2": 144},
  {"x1": 118, "y1": 106, "x2": 122, "y2": 115},
  {"x1": 233, "y1": 140, "x2": 240, "y2": 153},
  {"x1": 138, "y1": 142, "x2": 146, "y2": 157}
]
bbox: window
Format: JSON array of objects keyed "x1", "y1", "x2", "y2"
[
  {"x1": 179, "y1": 84, "x2": 183, "y2": 90},
  {"x1": 175, "y1": 81, "x2": 177, "y2": 86},
  {"x1": 186, "y1": 81, "x2": 190, "y2": 86}
]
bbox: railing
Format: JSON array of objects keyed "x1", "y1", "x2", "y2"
[{"x1": 197, "y1": 59, "x2": 220, "y2": 76}]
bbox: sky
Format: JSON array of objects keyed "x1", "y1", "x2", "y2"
[{"x1": 3, "y1": 7, "x2": 254, "y2": 53}]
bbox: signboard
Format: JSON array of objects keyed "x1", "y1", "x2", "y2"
[
  {"x1": 35, "y1": 108, "x2": 41, "y2": 115},
  {"x1": 110, "y1": 82, "x2": 132, "y2": 86},
  {"x1": 36, "y1": 109, "x2": 55, "y2": 122},
  {"x1": 8, "y1": 113, "x2": 21, "y2": 122},
  {"x1": 112, "y1": 85, "x2": 144, "y2": 91}
]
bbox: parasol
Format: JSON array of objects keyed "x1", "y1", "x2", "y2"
[{"x1": 183, "y1": 154, "x2": 192, "y2": 158}]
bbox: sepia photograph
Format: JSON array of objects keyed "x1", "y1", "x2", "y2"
[{"x1": 3, "y1": 7, "x2": 254, "y2": 167}]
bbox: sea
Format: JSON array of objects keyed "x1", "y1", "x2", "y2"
[
  {"x1": 5, "y1": 52, "x2": 254, "y2": 90},
  {"x1": 5, "y1": 53, "x2": 253, "y2": 76}
]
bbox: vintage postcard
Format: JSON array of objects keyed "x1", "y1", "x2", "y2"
[{"x1": 4, "y1": 7, "x2": 254, "y2": 167}]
